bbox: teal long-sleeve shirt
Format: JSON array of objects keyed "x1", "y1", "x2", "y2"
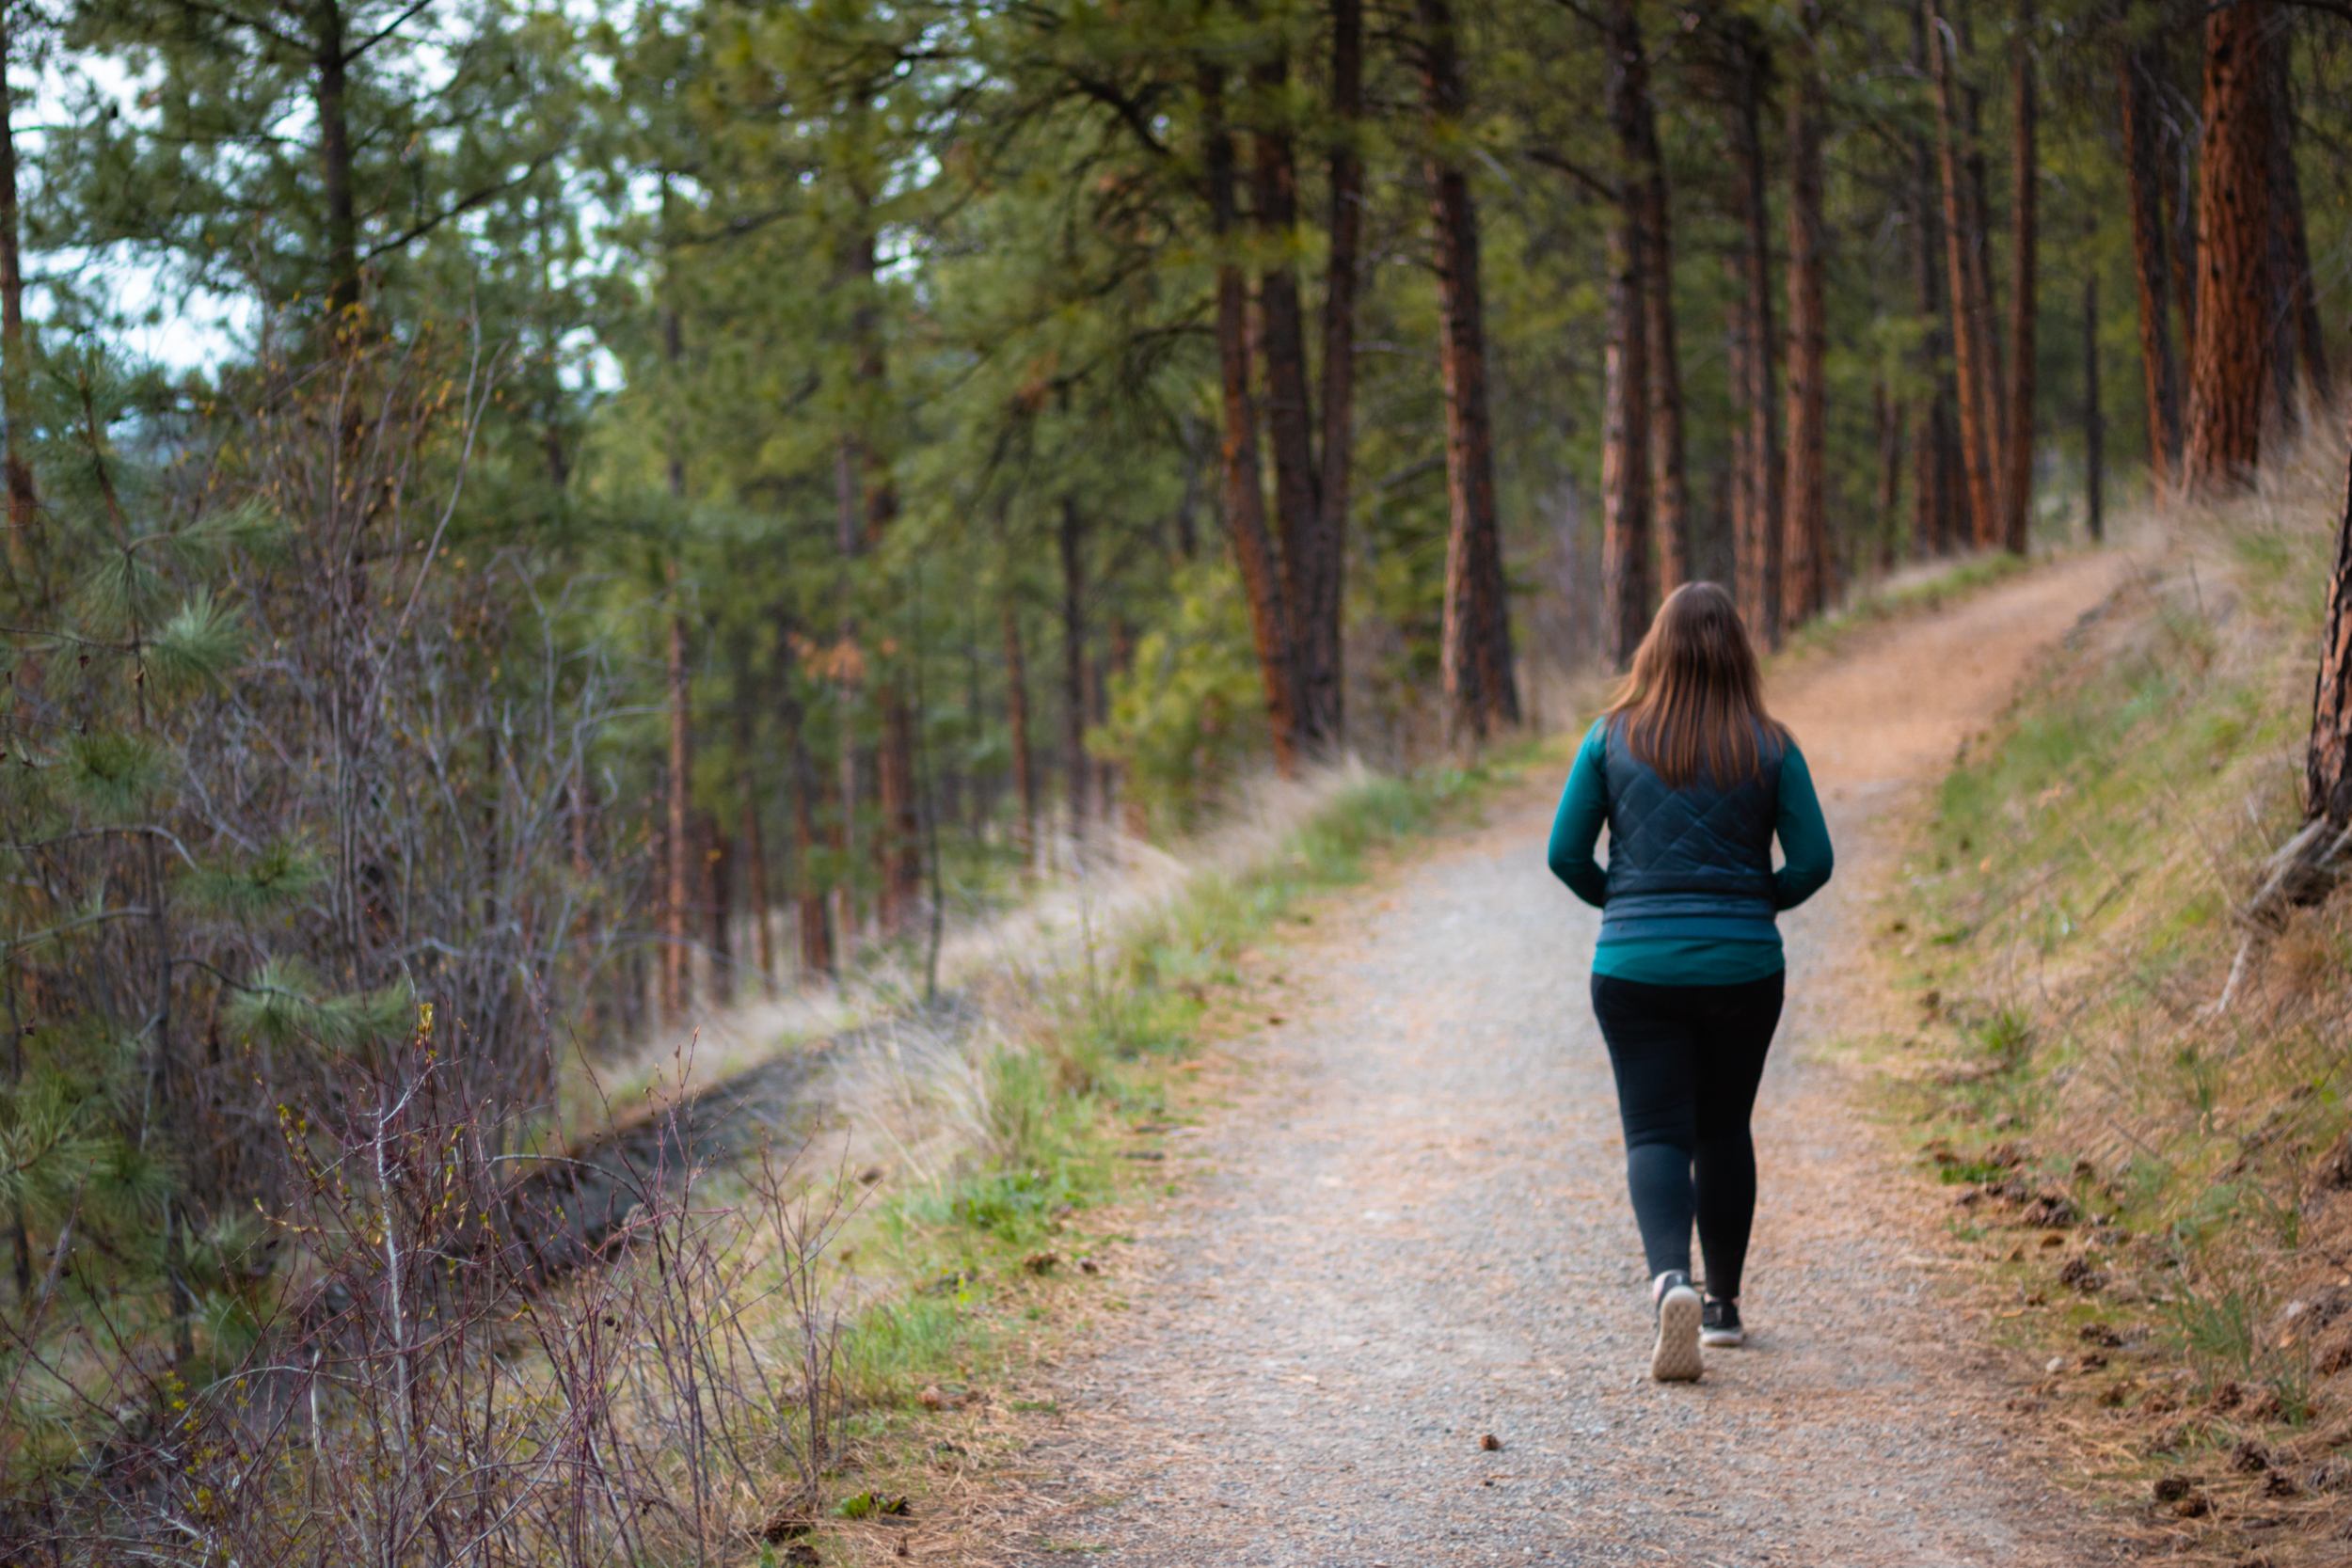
[{"x1": 1546, "y1": 720, "x2": 1835, "y2": 986}]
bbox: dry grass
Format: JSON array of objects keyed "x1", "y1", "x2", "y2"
[{"x1": 1877, "y1": 417, "x2": 2352, "y2": 1563}]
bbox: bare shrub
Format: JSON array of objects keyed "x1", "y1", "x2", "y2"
[{"x1": 0, "y1": 1025, "x2": 849, "y2": 1565}]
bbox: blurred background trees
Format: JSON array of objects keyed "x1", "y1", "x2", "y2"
[{"x1": 0, "y1": 0, "x2": 2343, "y2": 1457}]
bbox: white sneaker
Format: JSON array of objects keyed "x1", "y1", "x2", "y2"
[{"x1": 1650, "y1": 1271, "x2": 1704, "y2": 1382}]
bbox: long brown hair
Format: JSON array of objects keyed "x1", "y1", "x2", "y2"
[{"x1": 1603, "y1": 581, "x2": 1788, "y2": 788}]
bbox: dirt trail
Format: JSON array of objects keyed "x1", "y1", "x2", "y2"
[{"x1": 992, "y1": 553, "x2": 2135, "y2": 1567}]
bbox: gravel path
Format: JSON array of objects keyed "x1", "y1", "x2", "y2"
[{"x1": 997, "y1": 556, "x2": 2132, "y2": 1567}]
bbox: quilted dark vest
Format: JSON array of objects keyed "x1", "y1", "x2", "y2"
[{"x1": 1599, "y1": 720, "x2": 1782, "y2": 942}]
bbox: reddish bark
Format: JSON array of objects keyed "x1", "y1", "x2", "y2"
[
  {"x1": 2118, "y1": 38, "x2": 2183, "y2": 487},
  {"x1": 1251, "y1": 43, "x2": 1336, "y2": 749},
  {"x1": 1601, "y1": 0, "x2": 1653, "y2": 669},
  {"x1": 1637, "y1": 64, "x2": 1688, "y2": 595},
  {"x1": 2004, "y1": 0, "x2": 2037, "y2": 555},
  {"x1": 1318, "y1": 0, "x2": 1363, "y2": 739},
  {"x1": 2308, "y1": 420, "x2": 2352, "y2": 823},
  {"x1": 1202, "y1": 62, "x2": 1304, "y2": 776},
  {"x1": 2183, "y1": 0, "x2": 2274, "y2": 490},
  {"x1": 1421, "y1": 0, "x2": 1518, "y2": 738},
  {"x1": 1723, "y1": 17, "x2": 1781, "y2": 644},
  {"x1": 1906, "y1": 21, "x2": 1959, "y2": 562},
  {"x1": 1930, "y1": 0, "x2": 2000, "y2": 548},
  {"x1": 1783, "y1": 0, "x2": 1829, "y2": 625},
  {"x1": 1726, "y1": 301, "x2": 1756, "y2": 581}
]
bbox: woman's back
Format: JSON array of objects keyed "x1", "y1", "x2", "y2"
[{"x1": 1542, "y1": 581, "x2": 1834, "y2": 1383}]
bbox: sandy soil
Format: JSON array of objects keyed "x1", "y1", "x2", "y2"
[{"x1": 988, "y1": 554, "x2": 2137, "y2": 1566}]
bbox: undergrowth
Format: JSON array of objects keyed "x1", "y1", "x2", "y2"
[{"x1": 1875, "y1": 424, "x2": 2352, "y2": 1563}]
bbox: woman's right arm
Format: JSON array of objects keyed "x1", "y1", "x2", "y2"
[{"x1": 1546, "y1": 721, "x2": 1612, "y2": 908}]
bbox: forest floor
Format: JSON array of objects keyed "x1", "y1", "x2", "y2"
[{"x1": 966, "y1": 550, "x2": 2144, "y2": 1567}]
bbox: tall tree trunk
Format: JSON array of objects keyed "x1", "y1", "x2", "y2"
[
  {"x1": 2004, "y1": 0, "x2": 2038, "y2": 554},
  {"x1": 664, "y1": 604, "x2": 692, "y2": 1022},
  {"x1": 1203, "y1": 62, "x2": 1305, "y2": 776},
  {"x1": 1636, "y1": 49, "x2": 1689, "y2": 596},
  {"x1": 2118, "y1": 36, "x2": 2184, "y2": 487},
  {"x1": 1319, "y1": 0, "x2": 1363, "y2": 739},
  {"x1": 704, "y1": 811, "x2": 733, "y2": 1007},
  {"x1": 2308, "y1": 426, "x2": 2352, "y2": 822},
  {"x1": 1252, "y1": 46, "x2": 1338, "y2": 752},
  {"x1": 1724, "y1": 18, "x2": 1783, "y2": 642},
  {"x1": 838, "y1": 222, "x2": 923, "y2": 936},
  {"x1": 2183, "y1": 0, "x2": 2274, "y2": 490},
  {"x1": 1783, "y1": 0, "x2": 1829, "y2": 626},
  {"x1": 1931, "y1": 0, "x2": 2000, "y2": 548},
  {"x1": 731, "y1": 668, "x2": 775, "y2": 996},
  {"x1": 877, "y1": 690, "x2": 920, "y2": 932},
  {"x1": 1059, "y1": 497, "x2": 1091, "y2": 842},
  {"x1": 312, "y1": 0, "x2": 358, "y2": 319},
  {"x1": 2168, "y1": 100, "x2": 2199, "y2": 352},
  {"x1": 0, "y1": 15, "x2": 37, "y2": 589},
  {"x1": 1001, "y1": 593, "x2": 1037, "y2": 871},
  {"x1": 2085, "y1": 272, "x2": 2106, "y2": 541},
  {"x1": 1421, "y1": 0, "x2": 1518, "y2": 739},
  {"x1": 785, "y1": 709, "x2": 832, "y2": 979},
  {"x1": 1875, "y1": 384, "x2": 1907, "y2": 564},
  {"x1": 1911, "y1": 2, "x2": 1960, "y2": 558},
  {"x1": 1963, "y1": 40, "x2": 2009, "y2": 527},
  {"x1": 2266, "y1": 27, "x2": 2329, "y2": 411},
  {"x1": 1600, "y1": 0, "x2": 1653, "y2": 669},
  {"x1": 741, "y1": 787, "x2": 773, "y2": 995},
  {"x1": 1726, "y1": 300, "x2": 1756, "y2": 585}
]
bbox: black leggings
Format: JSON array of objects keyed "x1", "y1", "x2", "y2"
[{"x1": 1590, "y1": 971, "x2": 1785, "y2": 1302}]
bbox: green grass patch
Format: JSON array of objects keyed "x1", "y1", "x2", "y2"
[{"x1": 1875, "y1": 483, "x2": 2352, "y2": 1524}]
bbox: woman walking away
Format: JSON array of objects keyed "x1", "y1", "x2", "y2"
[{"x1": 1546, "y1": 582, "x2": 1833, "y2": 1383}]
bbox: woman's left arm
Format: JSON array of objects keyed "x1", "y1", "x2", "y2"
[{"x1": 1773, "y1": 742, "x2": 1835, "y2": 910}]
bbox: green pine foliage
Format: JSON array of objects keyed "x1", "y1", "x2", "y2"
[{"x1": 0, "y1": 0, "x2": 2338, "y2": 1534}]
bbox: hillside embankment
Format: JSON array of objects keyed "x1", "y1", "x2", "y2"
[{"x1": 1879, "y1": 426, "x2": 2352, "y2": 1565}]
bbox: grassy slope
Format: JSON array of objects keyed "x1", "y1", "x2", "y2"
[{"x1": 1872, "y1": 428, "x2": 2352, "y2": 1562}]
